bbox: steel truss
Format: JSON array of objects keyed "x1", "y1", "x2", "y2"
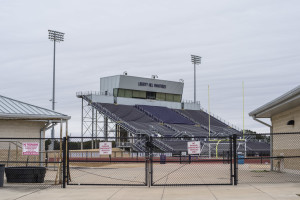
[{"x1": 80, "y1": 98, "x2": 116, "y2": 149}]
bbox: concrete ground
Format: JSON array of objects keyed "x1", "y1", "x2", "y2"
[{"x1": 1, "y1": 183, "x2": 300, "y2": 200}]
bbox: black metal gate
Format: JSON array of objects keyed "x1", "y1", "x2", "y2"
[
  {"x1": 63, "y1": 135, "x2": 238, "y2": 187},
  {"x1": 65, "y1": 137, "x2": 147, "y2": 186},
  {"x1": 149, "y1": 136, "x2": 234, "y2": 186}
]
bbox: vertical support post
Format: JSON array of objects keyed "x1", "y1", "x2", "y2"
[
  {"x1": 180, "y1": 153, "x2": 182, "y2": 164},
  {"x1": 233, "y1": 134, "x2": 238, "y2": 185},
  {"x1": 51, "y1": 40, "x2": 56, "y2": 150},
  {"x1": 223, "y1": 150, "x2": 225, "y2": 164},
  {"x1": 270, "y1": 129, "x2": 273, "y2": 171},
  {"x1": 209, "y1": 143, "x2": 211, "y2": 158},
  {"x1": 91, "y1": 107, "x2": 94, "y2": 149},
  {"x1": 104, "y1": 116, "x2": 108, "y2": 142},
  {"x1": 65, "y1": 120, "x2": 70, "y2": 184},
  {"x1": 52, "y1": 40, "x2": 56, "y2": 112},
  {"x1": 81, "y1": 98, "x2": 84, "y2": 150},
  {"x1": 149, "y1": 136, "x2": 153, "y2": 187},
  {"x1": 39, "y1": 128, "x2": 45, "y2": 167},
  {"x1": 244, "y1": 140, "x2": 247, "y2": 158},
  {"x1": 59, "y1": 119, "x2": 63, "y2": 184},
  {"x1": 194, "y1": 62, "x2": 196, "y2": 103},
  {"x1": 230, "y1": 136, "x2": 233, "y2": 185},
  {"x1": 95, "y1": 111, "x2": 98, "y2": 149},
  {"x1": 208, "y1": 85, "x2": 211, "y2": 139},
  {"x1": 67, "y1": 136, "x2": 70, "y2": 184},
  {"x1": 62, "y1": 137, "x2": 66, "y2": 188},
  {"x1": 145, "y1": 136, "x2": 149, "y2": 186},
  {"x1": 242, "y1": 81, "x2": 245, "y2": 139}
]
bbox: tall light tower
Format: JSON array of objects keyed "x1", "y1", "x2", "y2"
[
  {"x1": 191, "y1": 55, "x2": 201, "y2": 103},
  {"x1": 48, "y1": 30, "x2": 65, "y2": 143}
]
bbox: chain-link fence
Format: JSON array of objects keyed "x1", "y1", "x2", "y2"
[
  {"x1": 67, "y1": 137, "x2": 147, "y2": 186},
  {"x1": 238, "y1": 132, "x2": 300, "y2": 184},
  {"x1": 149, "y1": 136, "x2": 233, "y2": 186},
  {"x1": 2, "y1": 132, "x2": 299, "y2": 188},
  {"x1": 0, "y1": 137, "x2": 63, "y2": 188}
]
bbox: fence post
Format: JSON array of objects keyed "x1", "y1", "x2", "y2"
[
  {"x1": 149, "y1": 136, "x2": 153, "y2": 187},
  {"x1": 62, "y1": 137, "x2": 66, "y2": 188},
  {"x1": 67, "y1": 137, "x2": 70, "y2": 185},
  {"x1": 230, "y1": 136, "x2": 233, "y2": 185},
  {"x1": 233, "y1": 134, "x2": 238, "y2": 185},
  {"x1": 180, "y1": 153, "x2": 182, "y2": 164}
]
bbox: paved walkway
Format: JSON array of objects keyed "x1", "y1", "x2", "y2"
[{"x1": 1, "y1": 183, "x2": 300, "y2": 200}]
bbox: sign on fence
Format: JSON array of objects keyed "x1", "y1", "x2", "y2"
[
  {"x1": 22, "y1": 142, "x2": 39, "y2": 155},
  {"x1": 99, "y1": 142, "x2": 112, "y2": 155},
  {"x1": 188, "y1": 141, "x2": 200, "y2": 155}
]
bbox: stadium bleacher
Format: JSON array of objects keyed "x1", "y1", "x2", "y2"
[
  {"x1": 92, "y1": 103, "x2": 269, "y2": 154},
  {"x1": 246, "y1": 141, "x2": 270, "y2": 155},
  {"x1": 136, "y1": 105, "x2": 195, "y2": 125}
]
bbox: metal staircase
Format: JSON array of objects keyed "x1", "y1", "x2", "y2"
[{"x1": 152, "y1": 138, "x2": 174, "y2": 152}]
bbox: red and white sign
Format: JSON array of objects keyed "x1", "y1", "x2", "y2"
[
  {"x1": 22, "y1": 142, "x2": 39, "y2": 155},
  {"x1": 99, "y1": 142, "x2": 112, "y2": 155},
  {"x1": 188, "y1": 141, "x2": 201, "y2": 155}
]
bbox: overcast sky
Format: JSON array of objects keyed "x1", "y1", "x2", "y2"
[{"x1": 1, "y1": 0, "x2": 299, "y2": 136}]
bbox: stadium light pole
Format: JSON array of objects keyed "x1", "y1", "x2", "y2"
[
  {"x1": 48, "y1": 30, "x2": 65, "y2": 147},
  {"x1": 191, "y1": 55, "x2": 201, "y2": 103}
]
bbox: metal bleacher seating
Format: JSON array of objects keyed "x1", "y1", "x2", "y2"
[{"x1": 89, "y1": 102, "x2": 268, "y2": 154}]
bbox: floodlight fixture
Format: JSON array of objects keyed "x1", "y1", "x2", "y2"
[
  {"x1": 191, "y1": 55, "x2": 201, "y2": 65},
  {"x1": 48, "y1": 30, "x2": 65, "y2": 42}
]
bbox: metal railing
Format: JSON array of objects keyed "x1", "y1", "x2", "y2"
[
  {"x1": 76, "y1": 91, "x2": 113, "y2": 97},
  {"x1": 200, "y1": 105, "x2": 241, "y2": 132}
]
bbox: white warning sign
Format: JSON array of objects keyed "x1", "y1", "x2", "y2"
[
  {"x1": 22, "y1": 142, "x2": 39, "y2": 156},
  {"x1": 188, "y1": 141, "x2": 201, "y2": 155},
  {"x1": 99, "y1": 142, "x2": 112, "y2": 155}
]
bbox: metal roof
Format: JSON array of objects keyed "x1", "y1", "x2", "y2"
[
  {"x1": 249, "y1": 85, "x2": 300, "y2": 118},
  {"x1": 0, "y1": 95, "x2": 70, "y2": 120}
]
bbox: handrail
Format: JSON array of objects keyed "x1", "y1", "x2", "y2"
[
  {"x1": 199, "y1": 105, "x2": 241, "y2": 131},
  {"x1": 153, "y1": 138, "x2": 174, "y2": 151},
  {"x1": 76, "y1": 91, "x2": 113, "y2": 97}
]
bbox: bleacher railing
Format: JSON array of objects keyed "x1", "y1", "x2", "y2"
[
  {"x1": 76, "y1": 91, "x2": 113, "y2": 97},
  {"x1": 199, "y1": 105, "x2": 242, "y2": 132}
]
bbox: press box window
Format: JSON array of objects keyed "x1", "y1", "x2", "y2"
[
  {"x1": 146, "y1": 92, "x2": 156, "y2": 100},
  {"x1": 113, "y1": 88, "x2": 118, "y2": 97},
  {"x1": 156, "y1": 92, "x2": 166, "y2": 101},
  {"x1": 133, "y1": 90, "x2": 146, "y2": 99}
]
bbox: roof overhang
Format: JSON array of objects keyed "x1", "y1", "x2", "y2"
[
  {"x1": 249, "y1": 86, "x2": 300, "y2": 118},
  {"x1": 0, "y1": 114, "x2": 71, "y2": 121}
]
